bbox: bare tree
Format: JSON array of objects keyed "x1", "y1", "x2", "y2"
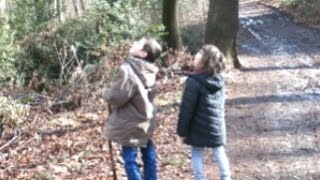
[{"x1": 205, "y1": 0, "x2": 241, "y2": 68}]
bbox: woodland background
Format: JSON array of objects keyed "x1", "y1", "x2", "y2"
[{"x1": 0, "y1": 0, "x2": 320, "y2": 179}]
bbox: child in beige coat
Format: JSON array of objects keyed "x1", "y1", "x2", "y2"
[{"x1": 102, "y1": 37, "x2": 162, "y2": 180}]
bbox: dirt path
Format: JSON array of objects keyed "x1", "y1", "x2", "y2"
[{"x1": 226, "y1": 0, "x2": 320, "y2": 179}]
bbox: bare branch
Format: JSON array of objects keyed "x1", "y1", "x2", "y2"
[{"x1": 0, "y1": 130, "x2": 21, "y2": 152}]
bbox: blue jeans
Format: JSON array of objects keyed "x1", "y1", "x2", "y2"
[{"x1": 122, "y1": 140, "x2": 157, "y2": 180}]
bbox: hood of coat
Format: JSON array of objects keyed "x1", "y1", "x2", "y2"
[
  {"x1": 191, "y1": 73, "x2": 224, "y2": 92},
  {"x1": 126, "y1": 56, "x2": 159, "y2": 88}
]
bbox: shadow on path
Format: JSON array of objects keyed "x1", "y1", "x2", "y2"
[
  {"x1": 241, "y1": 64, "x2": 320, "y2": 72},
  {"x1": 226, "y1": 93, "x2": 320, "y2": 105}
]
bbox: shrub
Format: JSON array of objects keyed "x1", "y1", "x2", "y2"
[
  {"x1": 0, "y1": 96, "x2": 29, "y2": 128},
  {"x1": 6, "y1": 0, "x2": 166, "y2": 88},
  {"x1": 15, "y1": 19, "x2": 104, "y2": 87},
  {"x1": 281, "y1": 0, "x2": 299, "y2": 7},
  {"x1": 281, "y1": 0, "x2": 320, "y2": 24},
  {"x1": 91, "y1": 0, "x2": 164, "y2": 44},
  {"x1": 14, "y1": 31, "x2": 61, "y2": 86},
  {"x1": 0, "y1": 17, "x2": 17, "y2": 82}
]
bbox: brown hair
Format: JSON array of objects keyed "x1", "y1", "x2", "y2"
[
  {"x1": 201, "y1": 44, "x2": 226, "y2": 76},
  {"x1": 142, "y1": 38, "x2": 162, "y2": 63}
]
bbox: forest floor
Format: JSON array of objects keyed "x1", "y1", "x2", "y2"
[{"x1": 1, "y1": 0, "x2": 320, "y2": 179}]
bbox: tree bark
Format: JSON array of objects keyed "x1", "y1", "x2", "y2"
[
  {"x1": 73, "y1": 0, "x2": 84, "y2": 17},
  {"x1": 73, "y1": 0, "x2": 79, "y2": 17},
  {"x1": 59, "y1": 0, "x2": 65, "y2": 23},
  {"x1": 0, "y1": 0, "x2": 6, "y2": 16},
  {"x1": 205, "y1": 0, "x2": 241, "y2": 68},
  {"x1": 54, "y1": 0, "x2": 62, "y2": 23},
  {"x1": 162, "y1": 0, "x2": 182, "y2": 50},
  {"x1": 79, "y1": 0, "x2": 85, "y2": 14}
]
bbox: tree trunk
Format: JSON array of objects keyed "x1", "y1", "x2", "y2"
[
  {"x1": 205, "y1": 0, "x2": 241, "y2": 68},
  {"x1": 79, "y1": 0, "x2": 85, "y2": 14},
  {"x1": 73, "y1": 0, "x2": 79, "y2": 17},
  {"x1": 162, "y1": 0, "x2": 182, "y2": 50},
  {"x1": 54, "y1": 0, "x2": 63, "y2": 23},
  {"x1": 73, "y1": 0, "x2": 84, "y2": 17},
  {"x1": 59, "y1": 0, "x2": 65, "y2": 23},
  {"x1": 0, "y1": 0, "x2": 6, "y2": 16}
]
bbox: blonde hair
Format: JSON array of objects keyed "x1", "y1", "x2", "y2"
[{"x1": 201, "y1": 44, "x2": 226, "y2": 76}]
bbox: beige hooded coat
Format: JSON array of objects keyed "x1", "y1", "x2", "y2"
[{"x1": 101, "y1": 57, "x2": 159, "y2": 147}]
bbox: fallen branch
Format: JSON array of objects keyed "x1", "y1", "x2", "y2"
[{"x1": 0, "y1": 133, "x2": 20, "y2": 152}]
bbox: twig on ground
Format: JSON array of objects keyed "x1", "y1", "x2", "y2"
[{"x1": 0, "y1": 130, "x2": 21, "y2": 152}]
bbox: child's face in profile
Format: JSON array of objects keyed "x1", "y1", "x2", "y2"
[
  {"x1": 193, "y1": 49, "x2": 204, "y2": 71},
  {"x1": 129, "y1": 38, "x2": 147, "y2": 58}
]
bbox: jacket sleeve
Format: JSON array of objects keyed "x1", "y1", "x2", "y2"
[
  {"x1": 102, "y1": 64, "x2": 136, "y2": 108},
  {"x1": 177, "y1": 77, "x2": 200, "y2": 137}
]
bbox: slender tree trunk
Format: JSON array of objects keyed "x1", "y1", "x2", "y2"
[
  {"x1": 205, "y1": 0, "x2": 241, "y2": 68},
  {"x1": 0, "y1": 0, "x2": 6, "y2": 16},
  {"x1": 0, "y1": 0, "x2": 8, "y2": 23},
  {"x1": 54, "y1": 0, "x2": 62, "y2": 23},
  {"x1": 59, "y1": 0, "x2": 65, "y2": 23},
  {"x1": 162, "y1": 0, "x2": 182, "y2": 50},
  {"x1": 73, "y1": 0, "x2": 79, "y2": 17},
  {"x1": 73, "y1": 0, "x2": 84, "y2": 17},
  {"x1": 79, "y1": 0, "x2": 85, "y2": 14}
]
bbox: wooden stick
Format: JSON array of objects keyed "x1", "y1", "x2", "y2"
[
  {"x1": 107, "y1": 104, "x2": 117, "y2": 180},
  {"x1": 108, "y1": 140, "x2": 117, "y2": 180},
  {"x1": 0, "y1": 134, "x2": 19, "y2": 152}
]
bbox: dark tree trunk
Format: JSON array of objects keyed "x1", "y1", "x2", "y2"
[
  {"x1": 205, "y1": 0, "x2": 241, "y2": 68},
  {"x1": 162, "y1": 0, "x2": 182, "y2": 50}
]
